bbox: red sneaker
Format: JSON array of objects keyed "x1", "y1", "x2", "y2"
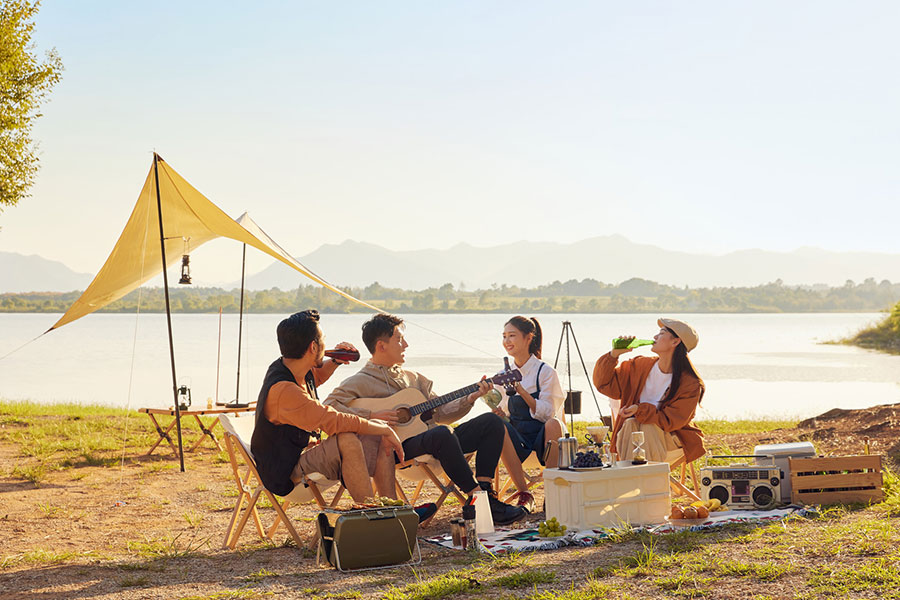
[{"x1": 508, "y1": 490, "x2": 535, "y2": 513}]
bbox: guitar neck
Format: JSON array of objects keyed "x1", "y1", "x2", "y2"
[{"x1": 409, "y1": 381, "x2": 486, "y2": 417}]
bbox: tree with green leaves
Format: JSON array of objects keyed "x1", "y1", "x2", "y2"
[{"x1": 0, "y1": 0, "x2": 62, "y2": 212}]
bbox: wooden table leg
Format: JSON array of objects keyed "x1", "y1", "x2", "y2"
[
  {"x1": 188, "y1": 415, "x2": 223, "y2": 452},
  {"x1": 146, "y1": 414, "x2": 179, "y2": 456},
  {"x1": 205, "y1": 417, "x2": 223, "y2": 451}
]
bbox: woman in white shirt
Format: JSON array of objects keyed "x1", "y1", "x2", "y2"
[{"x1": 492, "y1": 316, "x2": 567, "y2": 475}]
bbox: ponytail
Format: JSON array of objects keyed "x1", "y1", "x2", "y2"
[
  {"x1": 530, "y1": 317, "x2": 543, "y2": 359},
  {"x1": 506, "y1": 315, "x2": 543, "y2": 359}
]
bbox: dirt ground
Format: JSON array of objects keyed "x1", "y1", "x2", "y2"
[
  {"x1": 714, "y1": 403, "x2": 900, "y2": 463},
  {"x1": 1, "y1": 404, "x2": 898, "y2": 600}
]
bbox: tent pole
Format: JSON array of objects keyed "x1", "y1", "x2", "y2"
[
  {"x1": 215, "y1": 307, "x2": 222, "y2": 404},
  {"x1": 153, "y1": 152, "x2": 186, "y2": 473},
  {"x1": 235, "y1": 243, "x2": 246, "y2": 403}
]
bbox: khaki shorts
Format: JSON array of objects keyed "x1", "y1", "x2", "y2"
[{"x1": 289, "y1": 433, "x2": 381, "y2": 484}]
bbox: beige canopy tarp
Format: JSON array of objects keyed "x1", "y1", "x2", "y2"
[{"x1": 49, "y1": 154, "x2": 377, "y2": 331}]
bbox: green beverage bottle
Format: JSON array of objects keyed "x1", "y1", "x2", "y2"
[
  {"x1": 481, "y1": 389, "x2": 508, "y2": 421},
  {"x1": 611, "y1": 337, "x2": 654, "y2": 350}
]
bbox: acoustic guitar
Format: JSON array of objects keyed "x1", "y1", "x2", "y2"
[{"x1": 347, "y1": 370, "x2": 523, "y2": 442}]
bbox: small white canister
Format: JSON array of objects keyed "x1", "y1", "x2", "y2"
[{"x1": 471, "y1": 490, "x2": 495, "y2": 534}]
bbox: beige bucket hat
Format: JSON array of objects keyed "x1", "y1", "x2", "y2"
[{"x1": 658, "y1": 318, "x2": 699, "y2": 352}]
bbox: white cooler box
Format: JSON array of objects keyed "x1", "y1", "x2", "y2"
[
  {"x1": 543, "y1": 463, "x2": 671, "y2": 530},
  {"x1": 754, "y1": 442, "x2": 816, "y2": 504}
]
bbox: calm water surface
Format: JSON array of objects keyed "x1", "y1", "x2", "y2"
[{"x1": 1, "y1": 312, "x2": 898, "y2": 420}]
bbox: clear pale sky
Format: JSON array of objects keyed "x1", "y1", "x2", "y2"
[{"x1": 2, "y1": 1, "x2": 898, "y2": 284}]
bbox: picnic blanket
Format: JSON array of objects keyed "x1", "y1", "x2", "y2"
[{"x1": 424, "y1": 506, "x2": 811, "y2": 554}]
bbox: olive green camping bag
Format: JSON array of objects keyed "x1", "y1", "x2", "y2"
[{"x1": 316, "y1": 507, "x2": 421, "y2": 571}]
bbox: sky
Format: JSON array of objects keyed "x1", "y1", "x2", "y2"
[{"x1": 2, "y1": 1, "x2": 899, "y2": 285}]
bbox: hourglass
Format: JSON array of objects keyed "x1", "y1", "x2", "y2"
[{"x1": 631, "y1": 431, "x2": 647, "y2": 465}]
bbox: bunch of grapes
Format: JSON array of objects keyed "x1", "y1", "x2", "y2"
[
  {"x1": 537, "y1": 517, "x2": 567, "y2": 537},
  {"x1": 572, "y1": 450, "x2": 604, "y2": 468}
]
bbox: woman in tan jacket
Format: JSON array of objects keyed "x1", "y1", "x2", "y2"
[{"x1": 592, "y1": 318, "x2": 705, "y2": 464}]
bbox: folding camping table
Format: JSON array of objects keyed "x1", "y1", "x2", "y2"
[{"x1": 139, "y1": 405, "x2": 255, "y2": 456}]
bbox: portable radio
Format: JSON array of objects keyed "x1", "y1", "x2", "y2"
[{"x1": 699, "y1": 455, "x2": 781, "y2": 509}]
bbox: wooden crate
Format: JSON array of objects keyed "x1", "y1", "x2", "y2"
[{"x1": 789, "y1": 455, "x2": 884, "y2": 505}]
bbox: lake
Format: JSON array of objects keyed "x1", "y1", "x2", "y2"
[{"x1": 1, "y1": 312, "x2": 898, "y2": 421}]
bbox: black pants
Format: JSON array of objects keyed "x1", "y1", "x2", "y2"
[{"x1": 402, "y1": 413, "x2": 505, "y2": 495}]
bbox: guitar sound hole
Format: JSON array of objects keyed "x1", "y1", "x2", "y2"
[{"x1": 396, "y1": 408, "x2": 412, "y2": 424}]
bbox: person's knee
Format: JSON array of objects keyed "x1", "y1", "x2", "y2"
[
  {"x1": 335, "y1": 432, "x2": 361, "y2": 453},
  {"x1": 424, "y1": 425, "x2": 457, "y2": 456},
  {"x1": 546, "y1": 418, "x2": 563, "y2": 436},
  {"x1": 432, "y1": 424, "x2": 454, "y2": 442},
  {"x1": 476, "y1": 412, "x2": 505, "y2": 436}
]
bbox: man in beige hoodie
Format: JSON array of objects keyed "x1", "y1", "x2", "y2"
[
  {"x1": 250, "y1": 310, "x2": 403, "y2": 503},
  {"x1": 325, "y1": 313, "x2": 527, "y2": 525}
]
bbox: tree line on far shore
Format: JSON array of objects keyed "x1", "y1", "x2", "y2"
[
  {"x1": 844, "y1": 301, "x2": 900, "y2": 354},
  {"x1": 3, "y1": 277, "x2": 900, "y2": 315}
]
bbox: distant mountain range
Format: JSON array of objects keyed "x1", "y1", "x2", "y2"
[
  {"x1": 239, "y1": 236, "x2": 900, "y2": 290},
  {"x1": 3, "y1": 237, "x2": 900, "y2": 293},
  {"x1": 0, "y1": 251, "x2": 93, "y2": 293}
]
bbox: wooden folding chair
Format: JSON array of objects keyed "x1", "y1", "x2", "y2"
[
  {"x1": 219, "y1": 413, "x2": 345, "y2": 549},
  {"x1": 668, "y1": 451, "x2": 701, "y2": 502},
  {"x1": 394, "y1": 454, "x2": 466, "y2": 525},
  {"x1": 497, "y1": 451, "x2": 544, "y2": 500}
]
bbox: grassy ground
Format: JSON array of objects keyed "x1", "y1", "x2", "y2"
[{"x1": 1, "y1": 400, "x2": 899, "y2": 599}]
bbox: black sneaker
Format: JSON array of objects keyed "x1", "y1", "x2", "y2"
[
  {"x1": 488, "y1": 494, "x2": 527, "y2": 525},
  {"x1": 477, "y1": 481, "x2": 527, "y2": 525}
]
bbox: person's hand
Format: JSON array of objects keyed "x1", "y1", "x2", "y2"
[
  {"x1": 466, "y1": 377, "x2": 492, "y2": 405},
  {"x1": 330, "y1": 341, "x2": 358, "y2": 365},
  {"x1": 382, "y1": 427, "x2": 403, "y2": 462},
  {"x1": 492, "y1": 406, "x2": 506, "y2": 418},
  {"x1": 620, "y1": 404, "x2": 638, "y2": 417},
  {"x1": 611, "y1": 334, "x2": 635, "y2": 359},
  {"x1": 370, "y1": 409, "x2": 399, "y2": 424},
  {"x1": 382, "y1": 427, "x2": 405, "y2": 462},
  {"x1": 369, "y1": 420, "x2": 405, "y2": 462}
]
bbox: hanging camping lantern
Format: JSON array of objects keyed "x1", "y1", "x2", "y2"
[
  {"x1": 179, "y1": 237, "x2": 192, "y2": 285},
  {"x1": 178, "y1": 255, "x2": 191, "y2": 284},
  {"x1": 564, "y1": 390, "x2": 582, "y2": 415}
]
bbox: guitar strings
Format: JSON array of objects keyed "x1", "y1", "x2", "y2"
[{"x1": 413, "y1": 371, "x2": 519, "y2": 415}]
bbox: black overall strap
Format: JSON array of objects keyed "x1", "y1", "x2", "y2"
[{"x1": 532, "y1": 361, "x2": 545, "y2": 397}]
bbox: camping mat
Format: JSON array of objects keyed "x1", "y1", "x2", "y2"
[{"x1": 423, "y1": 507, "x2": 810, "y2": 554}]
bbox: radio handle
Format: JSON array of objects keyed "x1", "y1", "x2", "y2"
[{"x1": 706, "y1": 454, "x2": 776, "y2": 467}]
